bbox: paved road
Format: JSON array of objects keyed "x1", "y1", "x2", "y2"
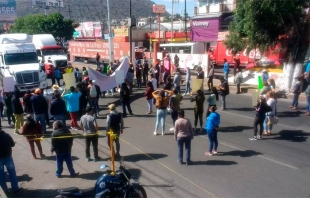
[{"x1": 3, "y1": 79, "x2": 310, "y2": 198}]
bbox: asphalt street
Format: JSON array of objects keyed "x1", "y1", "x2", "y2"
[{"x1": 3, "y1": 75, "x2": 310, "y2": 198}]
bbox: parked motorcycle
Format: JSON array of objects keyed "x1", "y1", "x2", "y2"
[{"x1": 56, "y1": 158, "x2": 147, "y2": 198}]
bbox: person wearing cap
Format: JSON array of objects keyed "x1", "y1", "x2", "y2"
[
  {"x1": 80, "y1": 107, "x2": 99, "y2": 162},
  {"x1": 30, "y1": 88, "x2": 48, "y2": 134},
  {"x1": 50, "y1": 92, "x2": 67, "y2": 126},
  {"x1": 106, "y1": 104, "x2": 124, "y2": 158},
  {"x1": 11, "y1": 89, "x2": 24, "y2": 134},
  {"x1": 62, "y1": 86, "x2": 81, "y2": 130}
]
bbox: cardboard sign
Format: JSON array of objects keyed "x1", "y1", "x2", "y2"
[
  {"x1": 3, "y1": 77, "x2": 15, "y2": 92},
  {"x1": 62, "y1": 72, "x2": 76, "y2": 89},
  {"x1": 191, "y1": 79, "x2": 203, "y2": 93},
  {"x1": 252, "y1": 89, "x2": 261, "y2": 106}
]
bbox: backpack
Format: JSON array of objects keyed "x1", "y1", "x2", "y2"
[{"x1": 90, "y1": 85, "x2": 97, "y2": 98}]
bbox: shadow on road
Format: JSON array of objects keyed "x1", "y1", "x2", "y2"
[
  {"x1": 43, "y1": 156, "x2": 80, "y2": 161},
  {"x1": 267, "y1": 130, "x2": 309, "y2": 142},
  {"x1": 277, "y1": 111, "x2": 304, "y2": 118},
  {"x1": 79, "y1": 171, "x2": 102, "y2": 180},
  {"x1": 216, "y1": 150, "x2": 261, "y2": 157},
  {"x1": 228, "y1": 107, "x2": 255, "y2": 111},
  {"x1": 219, "y1": 126, "x2": 253, "y2": 133},
  {"x1": 123, "y1": 153, "x2": 168, "y2": 162},
  {"x1": 9, "y1": 188, "x2": 58, "y2": 198},
  {"x1": 191, "y1": 160, "x2": 238, "y2": 166}
]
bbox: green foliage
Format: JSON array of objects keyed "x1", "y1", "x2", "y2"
[
  {"x1": 9, "y1": 13, "x2": 77, "y2": 46},
  {"x1": 225, "y1": 0, "x2": 310, "y2": 62},
  {"x1": 163, "y1": 16, "x2": 170, "y2": 22}
]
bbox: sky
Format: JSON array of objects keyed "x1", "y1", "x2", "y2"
[{"x1": 152, "y1": 0, "x2": 196, "y2": 17}]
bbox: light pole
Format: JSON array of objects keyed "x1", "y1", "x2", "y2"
[
  {"x1": 57, "y1": 0, "x2": 61, "y2": 13},
  {"x1": 129, "y1": 0, "x2": 133, "y2": 63},
  {"x1": 107, "y1": 0, "x2": 114, "y2": 63}
]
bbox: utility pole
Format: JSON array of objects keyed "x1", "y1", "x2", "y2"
[
  {"x1": 67, "y1": 7, "x2": 72, "y2": 19},
  {"x1": 129, "y1": 0, "x2": 133, "y2": 64},
  {"x1": 58, "y1": 0, "x2": 61, "y2": 13},
  {"x1": 171, "y1": 0, "x2": 179, "y2": 43},
  {"x1": 184, "y1": 0, "x2": 187, "y2": 42},
  {"x1": 107, "y1": 0, "x2": 114, "y2": 63}
]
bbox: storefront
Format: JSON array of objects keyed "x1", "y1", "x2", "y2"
[{"x1": 190, "y1": 16, "x2": 220, "y2": 42}]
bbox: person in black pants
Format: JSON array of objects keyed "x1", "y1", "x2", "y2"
[
  {"x1": 119, "y1": 82, "x2": 133, "y2": 117},
  {"x1": 250, "y1": 96, "x2": 271, "y2": 140},
  {"x1": 106, "y1": 104, "x2": 124, "y2": 158},
  {"x1": 80, "y1": 107, "x2": 99, "y2": 162}
]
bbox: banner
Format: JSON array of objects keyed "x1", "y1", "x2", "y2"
[
  {"x1": 191, "y1": 79, "x2": 203, "y2": 93},
  {"x1": 115, "y1": 70, "x2": 124, "y2": 85},
  {"x1": 3, "y1": 77, "x2": 15, "y2": 92},
  {"x1": 88, "y1": 58, "x2": 129, "y2": 91},
  {"x1": 0, "y1": 0, "x2": 17, "y2": 21},
  {"x1": 62, "y1": 72, "x2": 76, "y2": 89},
  {"x1": 31, "y1": 0, "x2": 64, "y2": 8}
]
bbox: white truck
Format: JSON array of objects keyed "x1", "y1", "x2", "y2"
[
  {"x1": 0, "y1": 33, "x2": 47, "y2": 92},
  {"x1": 31, "y1": 34, "x2": 68, "y2": 73}
]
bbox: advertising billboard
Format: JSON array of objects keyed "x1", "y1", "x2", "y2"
[
  {"x1": 31, "y1": 0, "x2": 64, "y2": 8},
  {"x1": 73, "y1": 22, "x2": 102, "y2": 38},
  {"x1": 0, "y1": 0, "x2": 17, "y2": 22},
  {"x1": 190, "y1": 17, "x2": 219, "y2": 42}
]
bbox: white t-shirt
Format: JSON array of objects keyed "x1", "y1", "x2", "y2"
[{"x1": 267, "y1": 98, "x2": 276, "y2": 116}]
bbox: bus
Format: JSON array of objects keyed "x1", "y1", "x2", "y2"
[{"x1": 158, "y1": 42, "x2": 209, "y2": 71}]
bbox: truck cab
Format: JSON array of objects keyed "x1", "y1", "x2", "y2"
[
  {"x1": 0, "y1": 34, "x2": 47, "y2": 92},
  {"x1": 32, "y1": 34, "x2": 68, "y2": 73}
]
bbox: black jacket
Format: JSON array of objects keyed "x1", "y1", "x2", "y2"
[
  {"x1": 120, "y1": 84, "x2": 130, "y2": 102},
  {"x1": 31, "y1": 94, "x2": 48, "y2": 114},
  {"x1": 51, "y1": 128, "x2": 73, "y2": 154},
  {"x1": 0, "y1": 130, "x2": 15, "y2": 158},
  {"x1": 11, "y1": 91, "x2": 23, "y2": 114},
  {"x1": 255, "y1": 102, "x2": 271, "y2": 118},
  {"x1": 50, "y1": 98, "x2": 67, "y2": 115}
]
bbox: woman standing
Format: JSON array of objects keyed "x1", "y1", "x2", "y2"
[
  {"x1": 207, "y1": 64, "x2": 214, "y2": 91},
  {"x1": 206, "y1": 87, "x2": 218, "y2": 118},
  {"x1": 249, "y1": 96, "x2": 271, "y2": 140},
  {"x1": 289, "y1": 77, "x2": 301, "y2": 110},
  {"x1": 205, "y1": 106, "x2": 220, "y2": 156},
  {"x1": 169, "y1": 88, "x2": 183, "y2": 131},
  {"x1": 152, "y1": 89, "x2": 173, "y2": 135},
  {"x1": 21, "y1": 114, "x2": 45, "y2": 159},
  {"x1": 263, "y1": 91, "x2": 277, "y2": 135},
  {"x1": 174, "y1": 110, "x2": 194, "y2": 165},
  {"x1": 190, "y1": 89, "x2": 205, "y2": 132},
  {"x1": 145, "y1": 82, "x2": 154, "y2": 114}
]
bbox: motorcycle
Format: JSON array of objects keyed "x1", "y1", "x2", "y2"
[{"x1": 56, "y1": 157, "x2": 147, "y2": 198}]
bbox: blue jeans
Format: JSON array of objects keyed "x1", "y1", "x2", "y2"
[
  {"x1": 121, "y1": 100, "x2": 132, "y2": 116},
  {"x1": 220, "y1": 95, "x2": 226, "y2": 109},
  {"x1": 0, "y1": 156, "x2": 19, "y2": 193},
  {"x1": 34, "y1": 113, "x2": 46, "y2": 134},
  {"x1": 207, "y1": 129, "x2": 218, "y2": 152},
  {"x1": 177, "y1": 136, "x2": 191, "y2": 163},
  {"x1": 307, "y1": 94, "x2": 310, "y2": 113},
  {"x1": 89, "y1": 99, "x2": 98, "y2": 115},
  {"x1": 137, "y1": 77, "x2": 141, "y2": 88},
  {"x1": 291, "y1": 93, "x2": 300, "y2": 107},
  {"x1": 53, "y1": 114, "x2": 66, "y2": 127},
  {"x1": 146, "y1": 99, "x2": 153, "y2": 112},
  {"x1": 184, "y1": 81, "x2": 191, "y2": 94},
  {"x1": 56, "y1": 152, "x2": 76, "y2": 177},
  {"x1": 224, "y1": 72, "x2": 228, "y2": 80},
  {"x1": 263, "y1": 116, "x2": 273, "y2": 132},
  {"x1": 154, "y1": 109, "x2": 167, "y2": 132}
]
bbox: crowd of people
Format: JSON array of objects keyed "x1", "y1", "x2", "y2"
[{"x1": 1, "y1": 55, "x2": 310, "y2": 196}]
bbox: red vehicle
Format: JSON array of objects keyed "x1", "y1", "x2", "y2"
[{"x1": 208, "y1": 40, "x2": 284, "y2": 68}]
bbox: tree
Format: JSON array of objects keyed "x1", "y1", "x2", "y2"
[
  {"x1": 224, "y1": 0, "x2": 310, "y2": 92},
  {"x1": 9, "y1": 13, "x2": 78, "y2": 47},
  {"x1": 163, "y1": 16, "x2": 170, "y2": 22}
]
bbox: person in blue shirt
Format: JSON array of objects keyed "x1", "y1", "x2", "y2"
[
  {"x1": 205, "y1": 106, "x2": 220, "y2": 156},
  {"x1": 223, "y1": 58, "x2": 229, "y2": 80},
  {"x1": 61, "y1": 86, "x2": 81, "y2": 130},
  {"x1": 262, "y1": 70, "x2": 269, "y2": 81},
  {"x1": 55, "y1": 67, "x2": 62, "y2": 86}
]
